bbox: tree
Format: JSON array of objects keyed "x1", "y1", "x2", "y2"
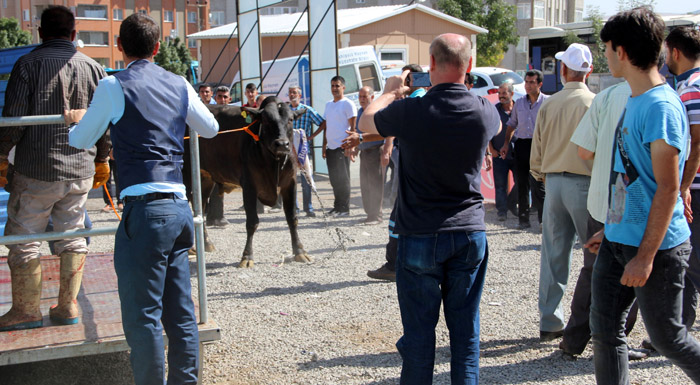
[
  {"x1": 154, "y1": 37, "x2": 194, "y2": 82},
  {"x1": 616, "y1": 0, "x2": 656, "y2": 11},
  {"x1": 0, "y1": 17, "x2": 32, "y2": 50},
  {"x1": 585, "y1": 6, "x2": 608, "y2": 73},
  {"x1": 437, "y1": 0, "x2": 519, "y2": 66}
]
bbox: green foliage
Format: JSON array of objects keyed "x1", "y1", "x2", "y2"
[
  {"x1": 584, "y1": 6, "x2": 608, "y2": 73},
  {"x1": 616, "y1": 0, "x2": 656, "y2": 12},
  {"x1": 437, "y1": 0, "x2": 519, "y2": 66},
  {"x1": 563, "y1": 31, "x2": 584, "y2": 46},
  {"x1": 154, "y1": 37, "x2": 194, "y2": 81},
  {"x1": 0, "y1": 17, "x2": 32, "y2": 50}
]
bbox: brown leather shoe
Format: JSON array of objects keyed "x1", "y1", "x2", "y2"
[{"x1": 367, "y1": 265, "x2": 396, "y2": 282}]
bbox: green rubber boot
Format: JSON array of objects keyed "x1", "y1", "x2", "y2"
[
  {"x1": 49, "y1": 252, "x2": 86, "y2": 325},
  {"x1": 0, "y1": 259, "x2": 43, "y2": 331}
]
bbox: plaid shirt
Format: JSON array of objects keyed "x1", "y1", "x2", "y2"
[{"x1": 291, "y1": 103, "x2": 324, "y2": 138}]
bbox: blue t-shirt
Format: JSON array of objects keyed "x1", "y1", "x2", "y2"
[
  {"x1": 375, "y1": 82, "x2": 500, "y2": 234},
  {"x1": 605, "y1": 84, "x2": 690, "y2": 249}
]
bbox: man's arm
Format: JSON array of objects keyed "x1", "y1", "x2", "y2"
[
  {"x1": 358, "y1": 71, "x2": 410, "y2": 136},
  {"x1": 0, "y1": 62, "x2": 30, "y2": 155},
  {"x1": 347, "y1": 117, "x2": 357, "y2": 133},
  {"x1": 309, "y1": 121, "x2": 326, "y2": 141},
  {"x1": 621, "y1": 139, "x2": 681, "y2": 287},
  {"x1": 500, "y1": 126, "x2": 516, "y2": 158},
  {"x1": 67, "y1": 77, "x2": 121, "y2": 149},
  {"x1": 381, "y1": 137, "x2": 394, "y2": 167},
  {"x1": 341, "y1": 131, "x2": 385, "y2": 149},
  {"x1": 185, "y1": 80, "x2": 218, "y2": 138},
  {"x1": 680, "y1": 123, "x2": 700, "y2": 222},
  {"x1": 529, "y1": 109, "x2": 545, "y2": 182}
]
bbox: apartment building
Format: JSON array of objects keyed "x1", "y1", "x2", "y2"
[{"x1": 0, "y1": 0, "x2": 210, "y2": 70}]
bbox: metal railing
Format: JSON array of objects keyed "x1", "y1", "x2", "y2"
[{"x1": 0, "y1": 114, "x2": 210, "y2": 324}]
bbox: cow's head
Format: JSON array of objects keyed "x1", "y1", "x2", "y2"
[{"x1": 242, "y1": 96, "x2": 306, "y2": 160}]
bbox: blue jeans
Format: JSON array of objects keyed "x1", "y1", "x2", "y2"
[
  {"x1": 115, "y1": 198, "x2": 199, "y2": 385},
  {"x1": 396, "y1": 231, "x2": 488, "y2": 385},
  {"x1": 299, "y1": 173, "x2": 314, "y2": 213},
  {"x1": 492, "y1": 156, "x2": 515, "y2": 216},
  {"x1": 591, "y1": 238, "x2": 700, "y2": 385}
]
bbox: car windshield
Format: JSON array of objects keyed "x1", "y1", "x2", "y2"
[{"x1": 489, "y1": 72, "x2": 524, "y2": 86}]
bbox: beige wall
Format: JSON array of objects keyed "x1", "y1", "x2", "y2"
[{"x1": 199, "y1": 9, "x2": 481, "y2": 84}]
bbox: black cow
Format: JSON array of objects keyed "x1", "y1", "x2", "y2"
[{"x1": 184, "y1": 97, "x2": 311, "y2": 267}]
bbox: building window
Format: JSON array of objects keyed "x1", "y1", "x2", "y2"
[
  {"x1": 113, "y1": 8, "x2": 123, "y2": 20},
  {"x1": 356, "y1": 0, "x2": 366, "y2": 3},
  {"x1": 164, "y1": 10, "x2": 174, "y2": 22},
  {"x1": 114, "y1": 35, "x2": 119, "y2": 46},
  {"x1": 534, "y1": 1, "x2": 545, "y2": 19},
  {"x1": 23, "y1": 9, "x2": 30, "y2": 21},
  {"x1": 93, "y1": 58, "x2": 109, "y2": 68},
  {"x1": 575, "y1": 8, "x2": 583, "y2": 22},
  {"x1": 188, "y1": 11, "x2": 197, "y2": 23},
  {"x1": 379, "y1": 47, "x2": 408, "y2": 67},
  {"x1": 516, "y1": 37, "x2": 528, "y2": 53},
  {"x1": 138, "y1": 9, "x2": 147, "y2": 15},
  {"x1": 78, "y1": 31, "x2": 109, "y2": 46},
  {"x1": 517, "y1": 3, "x2": 531, "y2": 19},
  {"x1": 4, "y1": 0, "x2": 8, "y2": 9},
  {"x1": 188, "y1": 39, "x2": 197, "y2": 48},
  {"x1": 114, "y1": 60, "x2": 125, "y2": 70},
  {"x1": 209, "y1": 11, "x2": 225, "y2": 26},
  {"x1": 77, "y1": 4, "x2": 107, "y2": 19}
]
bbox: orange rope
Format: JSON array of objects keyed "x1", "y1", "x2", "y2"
[
  {"x1": 103, "y1": 184, "x2": 122, "y2": 220},
  {"x1": 184, "y1": 120, "x2": 259, "y2": 141}
]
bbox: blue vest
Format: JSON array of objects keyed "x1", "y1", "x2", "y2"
[{"x1": 111, "y1": 60, "x2": 188, "y2": 190}]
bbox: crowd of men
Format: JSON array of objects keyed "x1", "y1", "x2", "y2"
[{"x1": 2, "y1": 4, "x2": 700, "y2": 385}]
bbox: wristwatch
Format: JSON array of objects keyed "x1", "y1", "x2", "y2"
[{"x1": 359, "y1": 133, "x2": 364, "y2": 143}]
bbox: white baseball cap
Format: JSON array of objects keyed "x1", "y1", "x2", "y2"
[{"x1": 555, "y1": 43, "x2": 593, "y2": 73}]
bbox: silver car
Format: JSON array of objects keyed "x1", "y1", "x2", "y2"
[{"x1": 470, "y1": 67, "x2": 526, "y2": 100}]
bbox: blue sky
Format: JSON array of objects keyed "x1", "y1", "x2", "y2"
[{"x1": 583, "y1": 0, "x2": 699, "y2": 18}]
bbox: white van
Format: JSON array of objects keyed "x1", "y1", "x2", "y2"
[{"x1": 230, "y1": 45, "x2": 384, "y2": 107}]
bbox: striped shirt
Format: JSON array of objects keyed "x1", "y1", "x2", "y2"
[
  {"x1": 1, "y1": 39, "x2": 110, "y2": 182},
  {"x1": 291, "y1": 103, "x2": 324, "y2": 138},
  {"x1": 676, "y1": 67, "x2": 700, "y2": 190}
]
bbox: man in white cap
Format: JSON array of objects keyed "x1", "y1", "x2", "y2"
[{"x1": 530, "y1": 42, "x2": 596, "y2": 342}]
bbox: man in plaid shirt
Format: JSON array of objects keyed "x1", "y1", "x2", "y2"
[{"x1": 289, "y1": 85, "x2": 326, "y2": 217}]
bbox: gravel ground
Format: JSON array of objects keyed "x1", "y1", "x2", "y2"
[{"x1": 1, "y1": 173, "x2": 698, "y2": 385}]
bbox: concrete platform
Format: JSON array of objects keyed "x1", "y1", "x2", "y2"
[{"x1": 0, "y1": 252, "x2": 220, "y2": 366}]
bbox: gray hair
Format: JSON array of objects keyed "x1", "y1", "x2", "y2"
[
  {"x1": 499, "y1": 81, "x2": 514, "y2": 93},
  {"x1": 215, "y1": 85, "x2": 230, "y2": 94}
]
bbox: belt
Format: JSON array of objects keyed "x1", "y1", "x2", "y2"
[{"x1": 123, "y1": 192, "x2": 177, "y2": 205}]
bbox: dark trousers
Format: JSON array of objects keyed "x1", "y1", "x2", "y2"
[
  {"x1": 360, "y1": 145, "x2": 384, "y2": 220},
  {"x1": 383, "y1": 202, "x2": 398, "y2": 271},
  {"x1": 561, "y1": 215, "x2": 639, "y2": 355},
  {"x1": 591, "y1": 238, "x2": 700, "y2": 384},
  {"x1": 115, "y1": 198, "x2": 199, "y2": 385},
  {"x1": 513, "y1": 139, "x2": 544, "y2": 224},
  {"x1": 492, "y1": 156, "x2": 517, "y2": 217},
  {"x1": 326, "y1": 148, "x2": 350, "y2": 212},
  {"x1": 206, "y1": 184, "x2": 224, "y2": 222}
]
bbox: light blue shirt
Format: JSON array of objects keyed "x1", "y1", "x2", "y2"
[
  {"x1": 69, "y1": 61, "x2": 219, "y2": 200},
  {"x1": 605, "y1": 84, "x2": 690, "y2": 249},
  {"x1": 506, "y1": 91, "x2": 548, "y2": 139}
]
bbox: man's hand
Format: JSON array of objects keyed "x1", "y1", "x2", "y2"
[
  {"x1": 483, "y1": 153, "x2": 492, "y2": 171},
  {"x1": 682, "y1": 188, "x2": 693, "y2": 223},
  {"x1": 345, "y1": 147, "x2": 358, "y2": 162},
  {"x1": 621, "y1": 255, "x2": 654, "y2": 287},
  {"x1": 0, "y1": 155, "x2": 8, "y2": 187},
  {"x1": 93, "y1": 161, "x2": 110, "y2": 189},
  {"x1": 342, "y1": 130, "x2": 360, "y2": 149},
  {"x1": 322, "y1": 146, "x2": 326, "y2": 159},
  {"x1": 499, "y1": 143, "x2": 509, "y2": 159},
  {"x1": 584, "y1": 228, "x2": 604, "y2": 255},
  {"x1": 64, "y1": 109, "x2": 87, "y2": 126},
  {"x1": 383, "y1": 70, "x2": 411, "y2": 99},
  {"x1": 381, "y1": 145, "x2": 392, "y2": 168}
]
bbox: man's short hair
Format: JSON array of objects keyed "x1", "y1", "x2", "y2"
[
  {"x1": 402, "y1": 64, "x2": 423, "y2": 73},
  {"x1": 500, "y1": 81, "x2": 514, "y2": 93},
  {"x1": 525, "y1": 69, "x2": 544, "y2": 83},
  {"x1": 464, "y1": 72, "x2": 474, "y2": 86},
  {"x1": 360, "y1": 85, "x2": 374, "y2": 93},
  {"x1": 215, "y1": 85, "x2": 230, "y2": 94},
  {"x1": 40, "y1": 6, "x2": 74, "y2": 39},
  {"x1": 331, "y1": 75, "x2": 345, "y2": 85},
  {"x1": 666, "y1": 26, "x2": 700, "y2": 62},
  {"x1": 429, "y1": 34, "x2": 471, "y2": 71},
  {"x1": 289, "y1": 85, "x2": 302, "y2": 94},
  {"x1": 600, "y1": 6, "x2": 665, "y2": 70},
  {"x1": 198, "y1": 83, "x2": 212, "y2": 92},
  {"x1": 119, "y1": 13, "x2": 160, "y2": 59},
  {"x1": 245, "y1": 83, "x2": 257, "y2": 92}
]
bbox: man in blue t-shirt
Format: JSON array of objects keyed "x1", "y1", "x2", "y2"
[
  {"x1": 359, "y1": 33, "x2": 500, "y2": 384},
  {"x1": 587, "y1": 7, "x2": 700, "y2": 383}
]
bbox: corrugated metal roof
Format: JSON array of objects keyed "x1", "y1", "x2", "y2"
[{"x1": 187, "y1": 4, "x2": 487, "y2": 40}]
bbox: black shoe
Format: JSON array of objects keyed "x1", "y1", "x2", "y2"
[
  {"x1": 540, "y1": 330, "x2": 563, "y2": 342},
  {"x1": 641, "y1": 339, "x2": 656, "y2": 352},
  {"x1": 628, "y1": 347, "x2": 650, "y2": 360},
  {"x1": 519, "y1": 221, "x2": 531, "y2": 229},
  {"x1": 367, "y1": 265, "x2": 396, "y2": 282},
  {"x1": 305, "y1": 211, "x2": 316, "y2": 218},
  {"x1": 334, "y1": 210, "x2": 350, "y2": 218},
  {"x1": 509, "y1": 206, "x2": 518, "y2": 218},
  {"x1": 206, "y1": 218, "x2": 229, "y2": 228},
  {"x1": 497, "y1": 213, "x2": 506, "y2": 222},
  {"x1": 328, "y1": 208, "x2": 337, "y2": 215}
]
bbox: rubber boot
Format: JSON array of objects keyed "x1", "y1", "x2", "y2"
[
  {"x1": 49, "y1": 252, "x2": 86, "y2": 325},
  {"x1": 0, "y1": 259, "x2": 43, "y2": 331}
]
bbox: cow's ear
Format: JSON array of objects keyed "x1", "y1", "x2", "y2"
[
  {"x1": 241, "y1": 106, "x2": 262, "y2": 119},
  {"x1": 292, "y1": 108, "x2": 307, "y2": 120}
]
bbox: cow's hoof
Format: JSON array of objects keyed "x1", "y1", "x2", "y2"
[
  {"x1": 239, "y1": 259, "x2": 255, "y2": 268},
  {"x1": 205, "y1": 243, "x2": 216, "y2": 252},
  {"x1": 294, "y1": 253, "x2": 312, "y2": 263}
]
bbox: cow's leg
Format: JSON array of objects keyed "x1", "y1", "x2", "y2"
[
  {"x1": 240, "y1": 185, "x2": 259, "y2": 268},
  {"x1": 282, "y1": 181, "x2": 311, "y2": 263}
]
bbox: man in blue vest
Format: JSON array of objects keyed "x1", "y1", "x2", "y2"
[{"x1": 65, "y1": 13, "x2": 218, "y2": 384}]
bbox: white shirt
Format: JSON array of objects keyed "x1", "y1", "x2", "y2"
[{"x1": 324, "y1": 97, "x2": 357, "y2": 149}]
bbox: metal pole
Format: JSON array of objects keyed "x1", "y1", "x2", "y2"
[
  {"x1": 0, "y1": 226, "x2": 118, "y2": 246},
  {"x1": 188, "y1": 127, "x2": 209, "y2": 324},
  {"x1": 0, "y1": 115, "x2": 65, "y2": 127}
]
